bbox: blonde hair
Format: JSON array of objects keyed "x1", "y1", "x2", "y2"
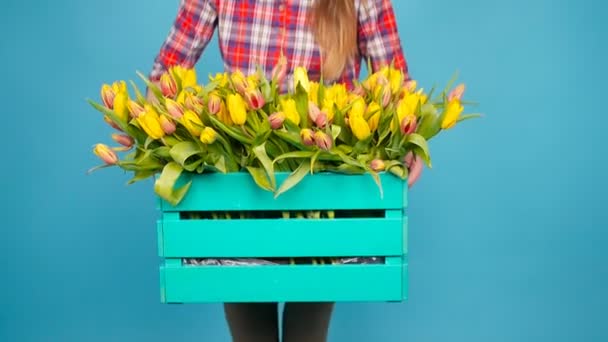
[{"x1": 310, "y1": 0, "x2": 358, "y2": 81}]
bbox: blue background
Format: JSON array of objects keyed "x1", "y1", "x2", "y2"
[{"x1": 1, "y1": 0, "x2": 606, "y2": 341}]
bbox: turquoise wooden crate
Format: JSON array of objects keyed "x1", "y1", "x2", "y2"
[{"x1": 156, "y1": 172, "x2": 408, "y2": 304}]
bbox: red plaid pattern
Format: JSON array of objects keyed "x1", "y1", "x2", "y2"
[{"x1": 150, "y1": 0, "x2": 409, "y2": 91}]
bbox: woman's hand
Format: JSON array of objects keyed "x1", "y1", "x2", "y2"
[{"x1": 405, "y1": 152, "x2": 424, "y2": 188}]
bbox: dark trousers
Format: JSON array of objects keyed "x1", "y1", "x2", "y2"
[{"x1": 224, "y1": 302, "x2": 334, "y2": 342}]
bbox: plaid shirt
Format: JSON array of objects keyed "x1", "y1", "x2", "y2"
[{"x1": 150, "y1": 0, "x2": 409, "y2": 92}]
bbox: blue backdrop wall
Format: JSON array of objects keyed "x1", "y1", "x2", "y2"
[{"x1": 1, "y1": 0, "x2": 606, "y2": 341}]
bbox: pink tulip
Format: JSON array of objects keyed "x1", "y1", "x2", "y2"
[
  {"x1": 159, "y1": 115, "x2": 176, "y2": 134},
  {"x1": 207, "y1": 93, "x2": 221, "y2": 115},
  {"x1": 300, "y1": 129, "x2": 315, "y2": 146},
  {"x1": 165, "y1": 99, "x2": 184, "y2": 119},
  {"x1": 127, "y1": 100, "x2": 145, "y2": 118},
  {"x1": 93, "y1": 144, "x2": 118, "y2": 165},
  {"x1": 160, "y1": 73, "x2": 178, "y2": 98},
  {"x1": 111, "y1": 133, "x2": 134, "y2": 148},
  {"x1": 315, "y1": 111, "x2": 328, "y2": 128},
  {"x1": 308, "y1": 101, "x2": 321, "y2": 123},
  {"x1": 268, "y1": 111, "x2": 285, "y2": 129},
  {"x1": 245, "y1": 89, "x2": 266, "y2": 110},
  {"x1": 370, "y1": 159, "x2": 386, "y2": 172},
  {"x1": 101, "y1": 84, "x2": 115, "y2": 109},
  {"x1": 104, "y1": 115, "x2": 123, "y2": 131},
  {"x1": 271, "y1": 54, "x2": 288, "y2": 84},
  {"x1": 448, "y1": 84, "x2": 466, "y2": 101},
  {"x1": 313, "y1": 131, "x2": 332, "y2": 150},
  {"x1": 400, "y1": 115, "x2": 417, "y2": 135}
]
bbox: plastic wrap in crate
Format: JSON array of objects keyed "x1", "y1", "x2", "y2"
[{"x1": 156, "y1": 172, "x2": 408, "y2": 303}]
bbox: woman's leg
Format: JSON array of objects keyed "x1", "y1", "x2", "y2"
[
  {"x1": 282, "y1": 302, "x2": 335, "y2": 342},
  {"x1": 223, "y1": 302, "x2": 280, "y2": 342}
]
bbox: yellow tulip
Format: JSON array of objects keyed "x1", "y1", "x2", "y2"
[
  {"x1": 217, "y1": 102, "x2": 233, "y2": 125},
  {"x1": 348, "y1": 96, "x2": 366, "y2": 118},
  {"x1": 127, "y1": 100, "x2": 145, "y2": 118},
  {"x1": 365, "y1": 101, "x2": 381, "y2": 120},
  {"x1": 137, "y1": 105, "x2": 165, "y2": 140},
  {"x1": 293, "y1": 66, "x2": 310, "y2": 93},
  {"x1": 200, "y1": 127, "x2": 218, "y2": 144},
  {"x1": 227, "y1": 93, "x2": 248, "y2": 125},
  {"x1": 209, "y1": 72, "x2": 229, "y2": 87},
  {"x1": 368, "y1": 112, "x2": 380, "y2": 132},
  {"x1": 308, "y1": 81, "x2": 319, "y2": 104},
  {"x1": 93, "y1": 144, "x2": 118, "y2": 165},
  {"x1": 441, "y1": 99, "x2": 464, "y2": 129},
  {"x1": 181, "y1": 110, "x2": 204, "y2": 136},
  {"x1": 389, "y1": 68, "x2": 404, "y2": 95},
  {"x1": 112, "y1": 90, "x2": 129, "y2": 122},
  {"x1": 280, "y1": 98, "x2": 300, "y2": 125},
  {"x1": 172, "y1": 65, "x2": 197, "y2": 89},
  {"x1": 349, "y1": 115, "x2": 371, "y2": 140}
]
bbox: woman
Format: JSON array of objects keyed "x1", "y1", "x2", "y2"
[{"x1": 149, "y1": 1, "x2": 422, "y2": 341}]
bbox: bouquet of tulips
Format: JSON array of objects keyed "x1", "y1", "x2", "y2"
[{"x1": 88, "y1": 60, "x2": 479, "y2": 205}]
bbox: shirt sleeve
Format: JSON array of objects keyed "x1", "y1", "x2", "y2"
[
  {"x1": 357, "y1": 0, "x2": 410, "y2": 80},
  {"x1": 149, "y1": 0, "x2": 218, "y2": 81}
]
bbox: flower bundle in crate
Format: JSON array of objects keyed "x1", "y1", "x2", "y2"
[{"x1": 87, "y1": 61, "x2": 479, "y2": 303}]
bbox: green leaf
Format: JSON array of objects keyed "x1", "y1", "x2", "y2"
[
  {"x1": 154, "y1": 162, "x2": 192, "y2": 206},
  {"x1": 208, "y1": 115, "x2": 254, "y2": 145},
  {"x1": 294, "y1": 83, "x2": 310, "y2": 128},
  {"x1": 457, "y1": 113, "x2": 484, "y2": 123},
  {"x1": 274, "y1": 160, "x2": 311, "y2": 198},
  {"x1": 273, "y1": 130, "x2": 308, "y2": 150},
  {"x1": 87, "y1": 99, "x2": 129, "y2": 132},
  {"x1": 310, "y1": 150, "x2": 321, "y2": 173},
  {"x1": 367, "y1": 170, "x2": 384, "y2": 199},
  {"x1": 169, "y1": 141, "x2": 202, "y2": 166},
  {"x1": 126, "y1": 169, "x2": 156, "y2": 184},
  {"x1": 273, "y1": 150, "x2": 316, "y2": 164},
  {"x1": 183, "y1": 158, "x2": 203, "y2": 172},
  {"x1": 406, "y1": 133, "x2": 432, "y2": 168},
  {"x1": 136, "y1": 71, "x2": 164, "y2": 101},
  {"x1": 246, "y1": 166, "x2": 274, "y2": 192},
  {"x1": 129, "y1": 80, "x2": 146, "y2": 104},
  {"x1": 252, "y1": 143, "x2": 276, "y2": 189}
]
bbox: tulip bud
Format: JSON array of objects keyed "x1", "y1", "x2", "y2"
[
  {"x1": 182, "y1": 110, "x2": 204, "y2": 137},
  {"x1": 315, "y1": 111, "x2": 328, "y2": 128},
  {"x1": 293, "y1": 66, "x2": 310, "y2": 93},
  {"x1": 271, "y1": 54, "x2": 288, "y2": 84},
  {"x1": 231, "y1": 70, "x2": 248, "y2": 94},
  {"x1": 127, "y1": 100, "x2": 145, "y2": 118},
  {"x1": 404, "y1": 80, "x2": 417, "y2": 93},
  {"x1": 313, "y1": 131, "x2": 332, "y2": 150},
  {"x1": 111, "y1": 133, "x2": 134, "y2": 148},
  {"x1": 280, "y1": 98, "x2": 300, "y2": 125},
  {"x1": 349, "y1": 115, "x2": 372, "y2": 140},
  {"x1": 300, "y1": 129, "x2": 315, "y2": 146},
  {"x1": 137, "y1": 105, "x2": 166, "y2": 140},
  {"x1": 103, "y1": 115, "x2": 123, "y2": 131},
  {"x1": 352, "y1": 84, "x2": 365, "y2": 97},
  {"x1": 268, "y1": 111, "x2": 286, "y2": 129},
  {"x1": 200, "y1": 127, "x2": 218, "y2": 144},
  {"x1": 101, "y1": 84, "x2": 115, "y2": 109},
  {"x1": 441, "y1": 99, "x2": 464, "y2": 129},
  {"x1": 207, "y1": 92, "x2": 222, "y2": 115},
  {"x1": 112, "y1": 91, "x2": 129, "y2": 122},
  {"x1": 185, "y1": 93, "x2": 204, "y2": 113},
  {"x1": 448, "y1": 83, "x2": 466, "y2": 102},
  {"x1": 389, "y1": 70, "x2": 404, "y2": 95},
  {"x1": 245, "y1": 88, "x2": 265, "y2": 110},
  {"x1": 400, "y1": 114, "x2": 417, "y2": 135},
  {"x1": 93, "y1": 143, "x2": 118, "y2": 165},
  {"x1": 160, "y1": 73, "x2": 178, "y2": 98},
  {"x1": 165, "y1": 98, "x2": 184, "y2": 119},
  {"x1": 348, "y1": 96, "x2": 366, "y2": 118},
  {"x1": 370, "y1": 159, "x2": 386, "y2": 172},
  {"x1": 227, "y1": 93, "x2": 248, "y2": 125},
  {"x1": 368, "y1": 113, "x2": 380, "y2": 132},
  {"x1": 308, "y1": 101, "x2": 321, "y2": 122},
  {"x1": 382, "y1": 86, "x2": 392, "y2": 108},
  {"x1": 159, "y1": 115, "x2": 176, "y2": 135}
]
